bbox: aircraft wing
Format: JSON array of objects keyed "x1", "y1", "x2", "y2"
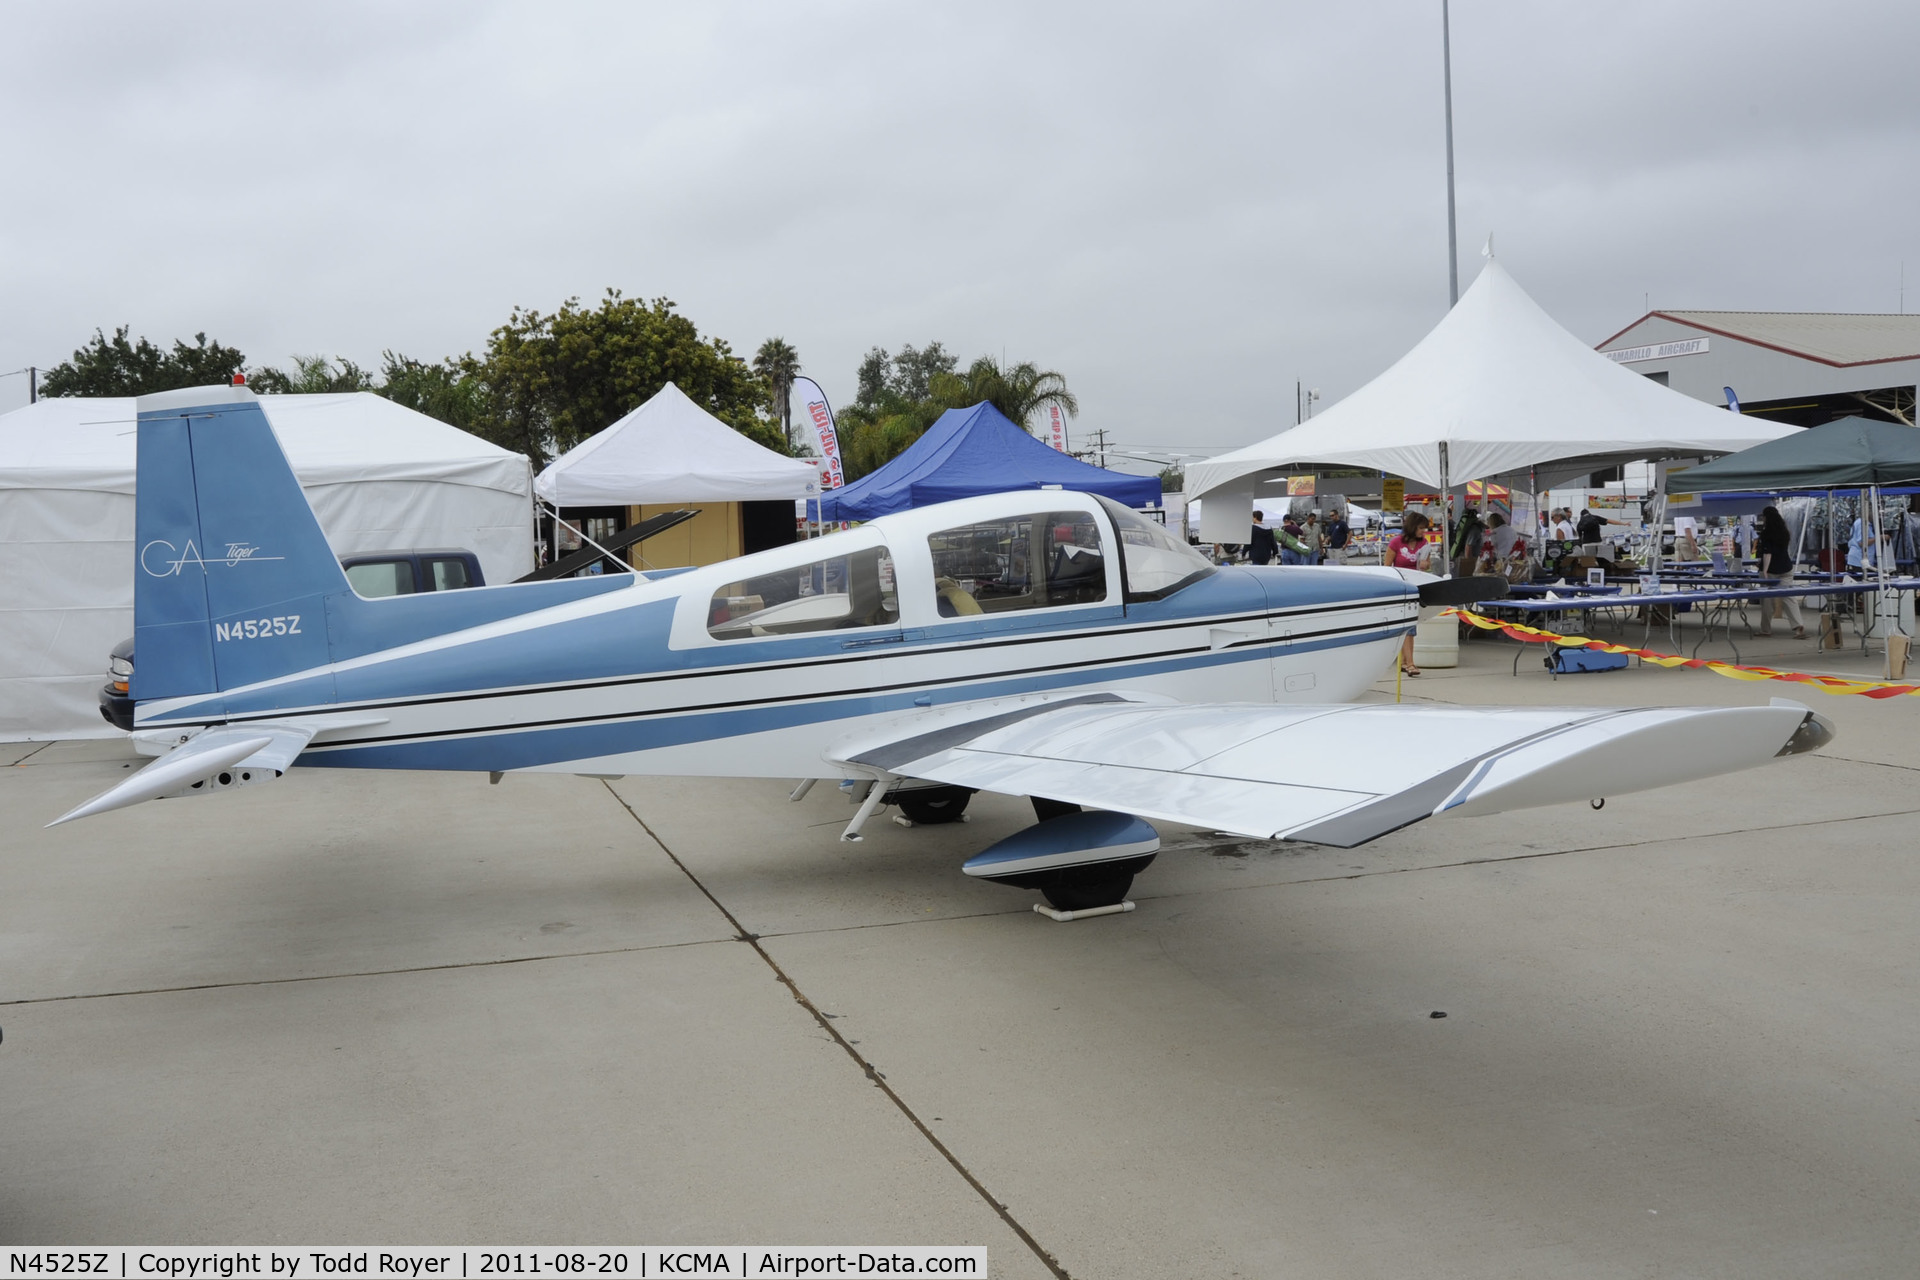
[{"x1": 834, "y1": 693, "x2": 1832, "y2": 848}]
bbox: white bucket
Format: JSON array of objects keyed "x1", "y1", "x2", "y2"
[
  {"x1": 1868, "y1": 585, "x2": 1915, "y2": 641},
  {"x1": 1413, "y1": 612, "x2": 1459, "y2": 669}
]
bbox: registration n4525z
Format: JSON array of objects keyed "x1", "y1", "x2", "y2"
[{"x1": 214, "y1": 615, "x2": 301, "y2": 642}]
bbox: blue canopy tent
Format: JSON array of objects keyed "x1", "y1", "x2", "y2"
[{"x1": 815, "y1": 402, "x2": 1161, "y2": 522}]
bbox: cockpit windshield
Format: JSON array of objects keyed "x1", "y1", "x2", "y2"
[{"x1": 1095, "y1": 497, "x2": 1215, "y2": 601}]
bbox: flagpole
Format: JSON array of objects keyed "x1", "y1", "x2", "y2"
[{"x1": 1443, "y1": 0, "x2": 1459, "y2": 308}]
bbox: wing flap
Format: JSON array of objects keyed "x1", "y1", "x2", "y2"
[
  {"x1": 843, "y1": 697, "x2": 1830, "y2": 847},
  {"x1": 902, "y1": 748, "x2": 1378, "y2": 838}
]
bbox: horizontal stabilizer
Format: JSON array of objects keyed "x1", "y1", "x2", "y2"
[{"x1": 49, "y1": 723, "x2": 317, "y2": 827}]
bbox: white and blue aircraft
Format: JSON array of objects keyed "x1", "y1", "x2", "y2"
[{"x1": 54, "y1": 386, "x2": 1834, "y2": 911}]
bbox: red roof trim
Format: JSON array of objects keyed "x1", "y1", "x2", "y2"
[
  {"x1": 1597, "y1": 312, "x2": 1920, "y2": 369},
  {"x1": 1595, "y1": 313, "x2": 1656, "y2": 351}
]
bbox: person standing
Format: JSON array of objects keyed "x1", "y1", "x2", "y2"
[
  {"x1": 1386, "y1": 512, "x2": 1432, "y2": 675},
  {"x1": 1756, "y1": 505, "x2": 1807, "y2": 639},
  {"x1": 1249, "y1": 511, "x2": 1279, "y2": 566},
  {"x1": 1487, "y1": 511, "x2": 1520, "y2": 564},
  {"x1": 1323, "y1": 508, "x2": 1352, "y2": 566},
  {"x1": 1451, "y1": 505, "x2": 1485, "y2": 577},
  {"x1": 1577, "y1": 507, "x2": 1625, "y2": 548},
  {"x1": 1279, "y1": 513, "x2": 1308, "y2": 565}
]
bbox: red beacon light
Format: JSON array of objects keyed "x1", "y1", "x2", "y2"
[{"x1": 232, "y1": 373, "x2": 246, "y2": 386}]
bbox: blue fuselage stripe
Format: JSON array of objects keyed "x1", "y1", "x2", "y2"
[{"x1": 301, "y1": 624, "x2": 1404, "y2": 772}]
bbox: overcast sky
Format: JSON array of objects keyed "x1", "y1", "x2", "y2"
[{"x1": 4, "y1": 1, "x2": 1916, "y2": 469}]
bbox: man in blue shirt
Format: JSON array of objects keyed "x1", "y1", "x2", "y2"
[{"x1": 1322, "y1": 508, "x2": 1352, "y2": 565}]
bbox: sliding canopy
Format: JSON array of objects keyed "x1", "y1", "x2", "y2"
[{"x1": 1188, "y1": 261, "x2": 1794, "y2": 496}]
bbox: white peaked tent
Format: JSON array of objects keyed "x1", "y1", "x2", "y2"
[
  {"x1": 1188, "y1": 261, "x2": 1796, "y2": 513},
  {"x1": 534, "y1": 381, "x2": 818, "y2": 506},
  {"x1": 0, "y1": 392, "x2": 535, "y2": 740}
]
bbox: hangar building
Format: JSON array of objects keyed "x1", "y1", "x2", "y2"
[{"x1": 1596, "y1": 311, "x2": 1919, "y2": 428}]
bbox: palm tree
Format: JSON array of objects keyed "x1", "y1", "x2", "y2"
[
  {"x1": 248, "y1": 354, "x2": 376, "y2": 395},
  {"x1": 931, "y1": 356, "x2": 1078, "y2": 430},
  {"x1": 752, "y1": 338, "x2": 802, "y2": 449}
]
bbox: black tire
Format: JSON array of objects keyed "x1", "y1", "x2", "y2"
[
  {"x1": 1036, "y1": 854, "x2": 1157, "y2": 912},
  {"x1": 896, "y1": 785, "x2": 973, "y2": 825}
]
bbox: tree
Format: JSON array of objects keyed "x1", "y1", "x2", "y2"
[
  {"x1": 39, "y1": 327, "x2": 246, "y2": 397},
  {"x1": 929, "y1": 356, "x2": 1078, "y2": 430},
  {"x1": 469, "y1": 290, "x2": 780, "y2": 467},
  {"x1": 752, "y1": 337, "x2": 801, "y2": 449},
  {"x1": 376, "y1": 353, "x2": 492, "y2": 434},
  {"x1": 837, "y1": 398, "x2": 946, "y2": 480},
  {"x1": 891, "y1": 342, "x2": 959, "y2": 402},
  {"x1": 1158, "y1": 466, "x2": 1185, "y2": 493},
  {"x1": 855, "y1": 341, "x2": 958, "y2": 407},
  {"x1": 855, "y1": 347, "x2": 892, "y2": 407},
  {"x1": 247, "y1": 355, "x2": 376, "y2": 395},
  {"x1": 834, "y1": 345, "x2": 1078, "y2": 481}
]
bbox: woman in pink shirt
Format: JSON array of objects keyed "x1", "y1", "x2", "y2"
[{"x1": 1386, "y1": 512, "x2": 1431, "y2": 675}]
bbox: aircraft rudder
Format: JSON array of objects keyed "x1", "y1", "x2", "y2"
[{"x1": 133, "y1": 386, "x2": 346, "y2": 702}]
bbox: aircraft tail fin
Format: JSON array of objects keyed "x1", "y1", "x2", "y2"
[{"x1": 133, "y1": 386, "x2": 349, "y2": 706}]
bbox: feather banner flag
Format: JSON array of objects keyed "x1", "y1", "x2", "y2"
[
  {"x1": 1043, "y1": 402, "x2": 1070, "y2": 452},
  {"x1": 792, "y1": 376, "x2": 843, "y2": 489}
]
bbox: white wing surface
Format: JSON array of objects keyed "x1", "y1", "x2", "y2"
[{"x1": 833, "y1": 693, "x2": 1832, "y2": 848}]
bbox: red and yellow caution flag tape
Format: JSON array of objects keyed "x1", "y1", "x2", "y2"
[{"x1": 1442, "y1": 608, "x2": 1920, "y2": 699}]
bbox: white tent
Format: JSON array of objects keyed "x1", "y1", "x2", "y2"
[
  {"x1": 0, "y1": 392, "x2": 535, "y2": 741},
  {"x1": 1188, "y1": 261, "x2": 1796, "y2": 523},
  {"x1": 534, "y1": 381, "x2": 819, "y2": 506}
]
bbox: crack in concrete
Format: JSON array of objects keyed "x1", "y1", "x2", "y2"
[
  {"x1": 603, "y1": 782, "x2": 1074, "y2": 1280},
  {"x1": 0, "y1": 936, "x2": 730, "y2": 1007},
  {"x1": 1820, "y1": 753, "x2": 1920, "y2": 774}
]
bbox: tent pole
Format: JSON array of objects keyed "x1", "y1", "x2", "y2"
[
  {"x1": 1443, "y1": 0, "x2": 1459, "y2": 307},
  {"x1": 1648, "y1": 462, "x2": 1667, "y2": 581},
  {"x1": 1871, "y1": 483, "x2": 1900, "y2": 656},
  {"x1": 1438, "y1": 442, "x2": 1452, "y2": 577}
]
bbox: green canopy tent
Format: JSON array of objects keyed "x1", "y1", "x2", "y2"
[
  {"x1": 1674, "y1": 416, "x2": 1920, "y2": 491},
  {"x1": 1676, "y1": 416, "x2": 1920, "y2": 660}
]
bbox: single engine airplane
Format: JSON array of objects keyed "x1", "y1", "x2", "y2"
[{"x1": 53, "y1": 386, "x2": 1834, "y2": 911}]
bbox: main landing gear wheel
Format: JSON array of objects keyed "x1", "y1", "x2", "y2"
[
  {"x1": 1023, "y1": 799, "x2": 1141, "y2": 908},
  {"x1": 896, "y1": 785, "x2": 974, "y2": 825},
  {"x1": 1034, "y1": 854, "x2": 1157, "y2": 912},
  {"x1": 963, "y1": 811, "x2": 1161, "y2": 912}
]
